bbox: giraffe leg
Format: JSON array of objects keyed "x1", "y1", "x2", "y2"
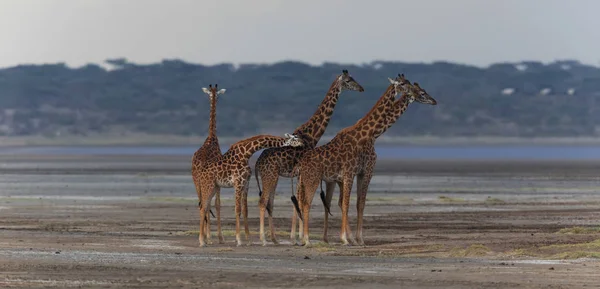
[
  {"x1": 290, "y1": 203, "x2": 299, "y2": 245},
  {"x1": 301, "y1": 178, "x2": 320, "y2": 248},
  {"x1": 267, "y1": 189, "x2": 278, "y2": 244},
  {"x1": 198, "y1": 200, "x2": 206, "y2": 247},
  {"x1": 259, "y1": 172, "x2": 278, "y2": 246},
  {"x1": 356, "y1": 171, "x2": 373, "y2": 246},
  {"x1": 322, "y1": 181, "x2": 335, "y2": 243},
  {"x1": 234, "y1": 185, "x2": 243, "y2": 247},
  {"x1": 198, "y1": 183, "x2": 215, "y2": 247},
  {"x1": 206, "y1": 198, "x2": 212, "y2": 245},
  {"x1": 336, "y1": 182, "x2": 355, "y2": 244},
  {"x1": 242, "y1": 182, "x2": 251, "y2": 246},
  {"x1": 215, "y1": 188, "x2": 224, "y2": 244},
  {"x1": 340, "y1": 174, "x2": 356, "y2": 246}
]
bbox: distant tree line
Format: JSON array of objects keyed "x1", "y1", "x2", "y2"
[{"x1": 0, "y1": 58, "x2": 597, "y2": 138}]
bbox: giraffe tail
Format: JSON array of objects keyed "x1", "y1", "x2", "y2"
[
  {"x1": 198, "y1": 201, "x2": 216, "y2": 218},
  {"x1": 255, "y1": 164, "x2": 263, "y2": 198},
  {"x1": 291, "y1": 195, "x2": 303, "y2": 221},
  {"x1": 319, "y1": 181, "x2": 332, "y2": 217}
]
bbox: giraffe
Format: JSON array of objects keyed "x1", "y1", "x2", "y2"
[
  {"x1": 290, "y1": 74, "x2": 412, "y2": 247},
  {"x1": 197, "y1": 133, "x2": 305, "y2": 247},
  {"x1": 253, "y1": 69, "x2": 364, "y2": 246},
  {"x1": 321, "y1": 81, "x2": 437, "y2": 245},
  {"x1": 191, "y1": 84, "x2": 226, "y2": 245}
]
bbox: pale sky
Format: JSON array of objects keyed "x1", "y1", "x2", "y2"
[{"x1": 0, "y1": 0, "x2": 598, "y2": 68}]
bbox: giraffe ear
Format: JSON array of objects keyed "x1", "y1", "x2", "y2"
[
  {"x1": 217, "y1": 89, "x2": 226, "y2": 95},
  {"x1": 201, "y1": 87, "x2": 210, "y2": 94},
  {"x1": 388, "y1": 77, "x2": 396, "y2": 84},
  {"x1": 284, "y1": 133, "x2": 292, "y2": 138}
]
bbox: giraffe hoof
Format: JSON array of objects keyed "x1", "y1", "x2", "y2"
[
  {"x1": 198, "y1": 242, "x2": 206, "y2": 248},
  {"x1": 271, "y1": 239, "x2": 279, "y2": 245},
  {"x1": 303, "y1": 241, "x2": 312, "y2": 248},
  {"x1": 218, "y1": 238, "x2": 225, "y2": 244}
]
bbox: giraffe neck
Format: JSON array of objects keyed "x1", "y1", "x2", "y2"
[
  {"x1": 374, "y1": 91, "x2": 412, "y2": 139},
  {"x1": 350, "y1": 84, "x2": 398, "y2": 142},
  {"x1": 225, "y1": 135, "x2": 291, "y2": 161},
  {"x1": 293, "y1": 79, "x2": 342, "y2": 147},
  {"x1": 207, "y1": 96, "x2": 217, "y2": 138}
]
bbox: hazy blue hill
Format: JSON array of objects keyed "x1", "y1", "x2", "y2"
[{"x1": 0, "y1": 59, "x2": 597, "y2": 138}]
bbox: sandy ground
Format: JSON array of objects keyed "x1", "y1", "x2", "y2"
[{"x1": 1, "y1": 155, "x2": 600, "y2": 288}]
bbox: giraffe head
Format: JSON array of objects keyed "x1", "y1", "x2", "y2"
[
  {"x1": 282, "y1": 133, "x2": 305, "y2": 147},
  {"x1": 410, "y1": 82, "x2": 437, "y2": 105},
  {"x1": 387, "y1": 73, "x2": 412, "y2": 93},
  {"x1": 201, "y1": 84, "x2": 226, "y2": 100},
  {"x1": 337, "y1": 70, "x2": 365, "y2": 92}
]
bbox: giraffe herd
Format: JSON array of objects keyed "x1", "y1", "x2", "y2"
[{"x1": 191, "y1": 70, "x2": 437, "y2": 247}]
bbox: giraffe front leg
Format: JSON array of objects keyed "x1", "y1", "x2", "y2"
[
  {"x1": 340, "y1": 175, "x2": 355, "y2": 246},
  {"x1": 301, "y1": 198, "x2": 313, "y2": 248},
  {"x1": 356, "y1": 171, "x2": 373, "y2": 247}
]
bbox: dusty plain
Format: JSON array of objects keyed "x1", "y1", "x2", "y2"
[{"x1": 1, "y1": 154, "x2": 599, "y2": 288}]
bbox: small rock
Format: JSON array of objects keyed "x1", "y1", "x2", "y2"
[
  {"x1": 549, "y1": 267, "x2": 555, "y2": 270},
  {"x1": 55, "y1": 251, "x2": 60, "y2": 254},
  {"x1": 304, "y1": 256, "x2": 310, "y2": 259}
]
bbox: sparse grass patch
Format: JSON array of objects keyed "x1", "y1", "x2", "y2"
[
  {"x1": 448, "y1": 244, "x2": 491, "y2": 257},
  {"x1": 540, "y1": 239, "x2": 600, "y2": 251},
  {"x1": 504, "y1": 248, "x2": 530, "y2": 257},
  {"x1": 0, "y1": 196, "x2": 42, "y2": 202},
  {"x1": 551, "y1": 251, "x2": 600, "y2": 259},
  {"x1": 504, "y1": 239, "x2": 600, "y2": 260},
  {"x1": 438, "y1": 195, "x2": 466, "y2": 203},
  {"x1": 484, "y1": 196, "x2": 505, "y2": 205},
  {"x1": 313, "y1": 242, "x2": 336, "y2": 252},
  {"x1": 556, "y1": 227, "x2": 600, "y2": 235}
]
